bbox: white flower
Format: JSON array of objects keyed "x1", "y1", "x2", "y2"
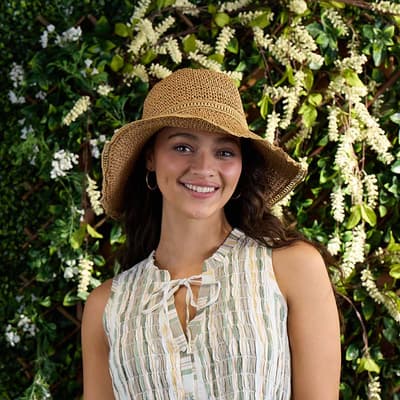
[
  {"x1": 148, "y1": 63, "x2": 172, "y2": 79},
  {"x1": 97, "y1": 84, "x2": 113, "y2": 96},
  {"x1": 154, "y1": 16, "x2": 175, "y2": 37},
  {"x1": 363, "y1": 174, "x2": 379, "y2": 209},
  {"x1": 323, "y1": 8, "x2": 349, "y2": 36},
  {"x1": 158, "y1": 38, "x2": 182, "y2": 64},
  {"x1": 64, "y1": 266, "x2": 78, "y2": 280},
  {"x1": 55, "y1": 26, "x2": 82, "y2": 46},
  {"x1": 86, "y1": 175, "x2": 104, "y2": 216},
  {"x1": 50, "y1": 149, "x2": 79, "y2": 179},
  {"x1": 361, "y1": 267, "x2": 400, "y2": 322},
  {"x1": 219, "y1": 0, "x2": 252, "y2": 13},
  {"x1": 47, "y1": 24, "x2": 55, "y2": 33},
  {"x1": 238, "y1": 10, "x2": 272, "y2": 25},
  {"x1": 8, "y1": 90, "x2": 25, "y2": 104},
  {"x1": 62, "y1": 96, "x2": 91, "y2": 126},
  {"x1": 331, "y1": 187, "x2": 346, "y2": 222},
  {"x1": 265, "y1": 111, "x2": 280, "y2": 143},
  {"x1": 84, "y1": 58, "x2": 93, "y2": 68},
  {"x1": 130, "y1": 0, "x2": 152, "y2": 23},
  {"x1": 327, "y1": 235, "x2": 342, "y2": 256},
  {"x1": 215, "y1": 26, "x2": 235, "y2": 56},
  {"x1": 342, "y1": 224, "x2": 366, "y2": 278},
  {"x1": 367, "y1": 375, "x2": 381, "y2": 400},
  {"x1": 40, "y1": 30, "x2": 49, "y2": 48},
  {"x1": 78, "y1": 257, "x2": 94, "y2": 294},
  {"x1": 172, "y1": 0, "x2": 199, "y2": 16},
  {"x1": 188, "y1": 51, "x2": 222, "y2": 72},
  {"x1": 9, "y1": 63, "x2": 24, "y2": 88},
  {"x1": 327, "y1": 106, "x2": 339, "y2": 141},
  {"x1": 35, "y1": 90, "x2": 47, "y2": 100},
  {"x1": 20, "y1": 125, "x2": 34, "y2": 139},
  {"x1": 5, "y1": 325, "x2": 20, "y2": 347},
  {"x1": 289, "y1": 0, "x2": 308, "y2": 15},
  {"x1": 17, "y1": 314, "x2": 36, "y2": 336}
]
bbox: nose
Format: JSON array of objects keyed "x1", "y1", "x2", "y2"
[{"x1": 190, "y1": 150, "x2": 215, "y2": 176}]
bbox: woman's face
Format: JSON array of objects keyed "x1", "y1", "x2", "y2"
[{"x1": 146, "y1": 126, "x2": 242, "y2": 222}]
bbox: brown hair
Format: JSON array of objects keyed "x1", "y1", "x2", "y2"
[{"x1": 118, "y1": 136, "x2": 325, "y2": 269}]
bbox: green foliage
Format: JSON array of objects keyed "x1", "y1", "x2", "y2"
[{"x1": 1, "y1": 0, "x2": 400, "y2": 399}]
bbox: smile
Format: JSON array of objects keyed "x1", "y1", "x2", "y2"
[{"x1": 182, "y1": 183, "x2": 218, "y2": 193}]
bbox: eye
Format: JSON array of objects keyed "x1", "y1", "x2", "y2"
[
  {"x1": 217, "y1": 149, "x2": 235, "y2": 158},
  {"x1": 174, "y1": 144, "x2": 192, "y2": 153}
]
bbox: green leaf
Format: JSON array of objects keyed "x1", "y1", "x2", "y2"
[
  {"x1": 360, "y1": 203, "x2": 377, "y2": 227},
  {"x1": 114, "y1": 22, "x2": 129, "y2": 37},
  {"x1": 39, "y1": 296, "x2": 51, "y2": 307},
  {"x1": 357, "y1": 357, "x2": 380, "y2": 373},
  {"x1": 93, "y1": 254, "x2": 106, "y2": 267},
  {"x1": 308, "y1": 93, "x2": 322, "y2": 107},
  {"x1": 389, "y1": 264, "x2": 400, "y2": 279},
  {"x1": 390, "y1": 112, "x2": 400, "y2": 125},
  {"x1": 249, "y1": 12, "x2": 272, "y2": 29},
  {"x1": 110, "y1": 224, "x2": 126, "y2": 245},
  {"x1": 70, "y1": 225, "x2": 86, "y2": 250},
  {"x1": 63, "y1": 291, "x2": 80, "y2": 306},
  {"x1": 391, "y1": 160, "x2": 400, "y2": 174},
  {"x1": 214, "y1": 13, "x2": 230, "y2": 27},
  {"x1": 140, "y1": 49, "x2": 157, "y2": 65},
  {"x1": 110, "y1": 54, "x2": 124, "y2": 72},
  {"x1": 303, "y1": 69, "x2": 314, "y2": 91},
  {"x1": 346, "y1": 205, "x2": 361, "y2": 229},
  {"x1": 182, "y1": 34, "x2": 197, "y2": 53},
  {"x1": 345, "y1": 343, "x2": 359, "y2": 361},
  {"x1": 86, "y1": 224, "x2": 103, "y2": 239},
  {"x1": 298, "y1": 103, "x2": 317, "y2": 127},
  {"x1": 226, "y1": 37, "x2": 239, "y2": 54},
  {"x1": 343, "y1": 70, "x2": 365, "y2": 87},
  {"x1": 95, "y1": 16, "x2": 111, "y2": 36},
  {"x1": 257, "y1": 95, "x2": 270, "y2": 119},
  {"x1": 388, "y1": 232, "x2": 400, "y2": 251}
]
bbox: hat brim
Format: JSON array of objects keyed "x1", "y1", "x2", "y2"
[{"x1": 101, "y1": 112, "x2": 307, "y2": 219}]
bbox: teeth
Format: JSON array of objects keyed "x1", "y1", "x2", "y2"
[{"x1": 184, "y1": 183, "x2": 216, "y2": 193}]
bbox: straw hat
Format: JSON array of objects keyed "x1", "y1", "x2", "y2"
[{"x1": 101, "y1": 68, "x2": 307, "y2": 219}]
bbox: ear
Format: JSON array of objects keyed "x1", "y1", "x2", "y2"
[{"x1": 145, "y1": 147, "x2": 155, "y2": 171}]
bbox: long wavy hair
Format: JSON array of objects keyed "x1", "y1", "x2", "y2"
[{"x1": 119, "y1": 134, "x2": 327, "y2": 269}]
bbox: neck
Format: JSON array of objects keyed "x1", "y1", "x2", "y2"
[{"x1": 155, "y1": 212, "x2": 232, "y2": 277}]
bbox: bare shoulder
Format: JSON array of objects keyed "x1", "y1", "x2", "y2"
[
  {"x1": 272, "y1": 241, "x2": 333, "y2": 302},
  {"x1": 83, "y1": 278, "x2": 113, "y2": 321}
]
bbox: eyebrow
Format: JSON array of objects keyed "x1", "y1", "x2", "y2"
[{"x1": 167, "y1": 132, "x2": 240, "y2": 145}]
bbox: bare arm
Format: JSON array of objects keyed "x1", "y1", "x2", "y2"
[
  {"x1": 81, "y1": 279, "x2": 115, "y2": 400},
  {"x1": 273, "y1": 242, "x2": 341, "y2": 400}
]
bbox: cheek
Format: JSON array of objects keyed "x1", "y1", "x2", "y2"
[{"x1": 223, "y1": 160, "x2": 242, "y2": 184}]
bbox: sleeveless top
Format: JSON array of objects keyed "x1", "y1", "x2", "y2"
[{"x1": 103, "y1": 229, "x2": 291, "y2": 399}]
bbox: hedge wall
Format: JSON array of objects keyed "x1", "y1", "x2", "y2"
[{"x1": 1, "y1": 0, "x2": 399, "y2": 399}]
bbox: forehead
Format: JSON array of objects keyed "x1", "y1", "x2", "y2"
[{"x1": 156, "y1": 126, "x2": 240, "y2": 145}]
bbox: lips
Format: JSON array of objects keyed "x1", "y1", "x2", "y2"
[{"x1": 181, "y1": 182, "x2": 219, "y2": 193}]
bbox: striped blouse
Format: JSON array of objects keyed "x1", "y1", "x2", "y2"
[{"x1": 103, "y1": 228, "x2": 291, "y2": 399}]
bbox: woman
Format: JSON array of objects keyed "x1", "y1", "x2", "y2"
[{"x1": 82, "y1": 68, "x2": 341, "y2": 399}]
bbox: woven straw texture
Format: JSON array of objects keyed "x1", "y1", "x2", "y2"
[{"x1": 101, "y1": 68, "x2": 307, "y2": 219}]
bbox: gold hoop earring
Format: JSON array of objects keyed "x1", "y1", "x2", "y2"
[{"x1": 146, "y1": 170, "x2": 157, "y2": 191}]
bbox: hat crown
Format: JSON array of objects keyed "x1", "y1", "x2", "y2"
[{"x1": 142, "y1": 68, "x2": 247, "y2": 124}]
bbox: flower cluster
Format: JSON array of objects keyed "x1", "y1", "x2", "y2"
[
  {"x1": 62, "y1": 96, "x2": 91, "y2": 126},
  {"x1": 361, "y1": 268, "x2": 400, "y2": 322},
  {"x1": 288, "y1": 0, "x2": 308, "y2": 15},
  {"x1": 50, "y1": 149, "x2": 79, "y2": 179},
  {"x1": 148, "y1": 63, "x2": 172, "y2": 79},
  {"x1": 78, "y1": 257, "x2": 94, "y2": 294},
  {"x1": 219, "y1": 0, "x2": 252, "y2": 12},
  {"x1": 323, "y1": 8, "x2": 349, "y2": 36},
  {"x1": 265, "y1": 111, "x2": 279, "y2": 143},
  {"x1": 238, "y1": 10, "x2": 272, "y2": 25},
  {"x1": 55, "y1": 26, "x2": 82, "y2": 46},
  {"x1": 97, "y1": 84, "x2": 113, "y2": 96},
  {"x1": 215, "y1": 26, "x2": 235, "y2": 56},
  {"x1": 172, "y1": 0, "x2": 200, "y2": 16},
  {"x1": 39, "y1": 24, "x2": 55, "y2": 48},
  {"x1": 342, "y1": 224, "x2": 366, "y2": 278},
  {"x1": 63, "y1": 259, "x2": 79, "y2": 280},
  {"x1": 331, "y1": 187, "x2": 345, "y2": 222},
  {"x1": 371, "y1": 1, "x2": 400, "y2": 15},
  {"x1": 8, "y1": 62, "x2": 25, "y2": 104},
  {"x1": 5, "y1": 314, "x2": 36, "y2": 347},
  {"x1": 89, "y1": 134, "x2": 107, "y2": 159},
  {"x1": 363, "y1": 174, "x2": 379, "y2": 209},
  {"x1": 367, "y1": 375, "x2": 382, "y2": 400},
  {"x1": 86, "y1": 175, "x2": 104, "y2": 216},
  {"x1": 130, "y1": 0, "x2": 152, "y2": 22},
  {"x1": 327, "y1": 235, "x2": 342, "y2": 256}
]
